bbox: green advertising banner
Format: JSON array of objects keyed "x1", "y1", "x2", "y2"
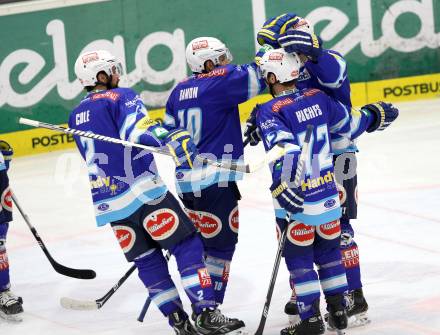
[{"x1": 0, "y1": 0, "x2": 439, "y2": 138}]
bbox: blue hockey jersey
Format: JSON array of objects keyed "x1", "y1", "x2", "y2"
[
  {"x1": 256, "y1": 88, "x2": 373, "y2": 225},
  {"x1": 69, "y1": 88, "x2": 168, "y2": 226},
  {"x1": 164, "y1": 63, "x2": 266, "y2": 193},
  {"x1": 0, "y1": 152, "x2": 5, "y2": 172}
]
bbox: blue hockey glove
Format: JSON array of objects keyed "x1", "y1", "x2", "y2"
[
  {"x1": 278, "y1": 30, "x2": 323, "y2": 61},
  {"x1": 0, "y1": 141, "x2": 13, "y2": 170},
  {"x1": 255, "y1": 44, "x2": 273, "y2": 66},
  {"x1": 257, "y1": 13, "x2": 301, "y2": 48},
  {"x1": 164, "y1": 129, "x2": 198, "y2": 169},
  {"x1": 361, "y1": 102, "x2": 399, "y2": 132},
  {"x1": 243, "y1": 106, "x2": 262, "y2": 146},
  {"x1": 270, "y1": 179, "x2": 304, "y2": 215}
]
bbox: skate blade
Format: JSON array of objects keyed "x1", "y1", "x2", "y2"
[
  {"x1": 0, "y1": 310, "x2": 23, "y2": 322},
  {"x1": 348, "y1": 312, "x2": 370, "y2": 328}
]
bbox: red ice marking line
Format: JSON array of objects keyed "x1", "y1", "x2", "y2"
[{"x1": 361, "y1": 200, "x2": 440, "y2": 224}]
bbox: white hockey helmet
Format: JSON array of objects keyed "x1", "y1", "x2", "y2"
[
  {"x1": 185, "y1": 37, "x2": 233, "y2": 73},
  {"x1": 74, "y1": 50, "x2": 123, "y2": 87},
  {"x1": 259, "y1": 48, "x2": 301, "y2": 83}
]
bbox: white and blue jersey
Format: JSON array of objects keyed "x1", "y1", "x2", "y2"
[
  {"x1": 69, "y1": 88, "x2": 169, "y2": 226},
  {"x1": 164, "y1": 63, "x2": 265, "y2": 193},
  {"x1": 256, "y1": 88, "x2": 373, "y2": 226}
]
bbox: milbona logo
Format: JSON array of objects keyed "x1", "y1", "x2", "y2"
[
  {"x1": 324, "y1": 199, "x2": 336, "y2": 209},
  {"x1": 98, "y1": 203, "x2": 110, "y2": 212}
]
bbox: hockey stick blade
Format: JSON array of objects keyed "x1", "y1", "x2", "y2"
[
  {"x1": 60, "y1": 265, "x2": 137, "y2": 311},
  {"x1": 12, "y1": 194, "x2": 96, "y2": 280},
  {"x1": 60, "y1": 297, "x2": 99, "y2": 310},
  {"x1": 197, "y1": 144, "x2": 286, "y2": 173}
]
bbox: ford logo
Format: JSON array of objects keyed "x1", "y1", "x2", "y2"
[
  {"x1": 98, "y1": 203, "x2": 110, "y2": 211},
  {"x1": 324, "y1": 199, "x2": 336, "y2": 208},
  {"x1": 176, "y1": 172, "x2": 184, "y2": 180}
]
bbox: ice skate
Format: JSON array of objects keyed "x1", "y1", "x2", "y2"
[
  {"x1": 346, "y1": 288, "x2": 370, "y2": 328},
  {"x1": 326, "y1": 294, "x2": 347, "y2": 335},
  {"x1": 168, "y1": 310, "x2": 198, "y2": 335},
  {"x1": 281, "y1": 299, "x2": 325, "y2": 335},
  {"x1": 0, "y1": 290, "x2": 24, "y2": 322},
  {"x1": 194, "y1": 308, "x2": 247, "y2": 334}
]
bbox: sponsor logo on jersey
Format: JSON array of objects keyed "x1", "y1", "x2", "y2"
[
  {"x1": 97, "y1": 203, "x2": 110, "y2": 212},
  {"x1": 91, "y1": 91, "x2": 120, "y2": 101},
  {"x1": 144, "y1": 208, "x2": 179, "y2": 240},
  {"x1": 316, "y1": 220, "x2": 341, "y2": 240},
  {"x1": 185, "y1": 209, "x2": 222, "y2": 239},
  {"x1": 196, "y1": 68, "x2": 227, "y2": 79},
  {"x1": 268, "y1": 52, "x2": 284, "y2": 61},
  {"x1": 192, "y1": 40, "x2": 209, "y2": 50},
  {"x1": 336, "y1": 181, "x2": 347, "y2": 205},
  {"x1": 222, "y1": 262, "x2": 230, "y2": 282},
  {"x1": 0, "y1": 249, "x2": 9, "y2": 271},
  {"x1": 324, "y1": 199, "x2": 337, "y2": 209},
  {"x1": 228, "y1": 206, "x2": 239, "y2": 234},
  {"x1": 302, "y1": 171, "x2": 336, "y2": 192},
  {"x1": 287, "y1": 222, "x2": 315, "y2": 246},
  {"x1": 298, "y1": 68, "x2": 311, "y2": 82},
  {"x1": 304, "y1": 88, "x2": 321, "y2": 97},
  {"x1": 197, "y1": 268, "x2": 212, "y2": 288},
  {"x1": 260, "y1": 118, "x2": 277, "y2": 130},
  {"x1": 272, "y1": 97, "x2": 294, "y2": 112},
  {"x1": 1, "y1": 187, "x2": 12, "y2": 212},
  {"x1": 176, "y1": 171, "x2": 184, "y2": 180},
  {"x1": 135, "y1": 115, "x2": 156, "y2": 130},
  {"x1": 341, "y1": 244, "x2": 360, "y2": 269},
  {"x1": 112, "y1": 225, "x2": 136, "y2": 253},
  {"x1": 82, "y1": 52, "x2": 99, "y2": 64},
  {"x1": 124, "y1": 95, "x2": 142, "y2": 108}
]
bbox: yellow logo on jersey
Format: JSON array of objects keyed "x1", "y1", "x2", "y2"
[{"x1": 302, "y1": 171, "x2": 336, "y2": 191}]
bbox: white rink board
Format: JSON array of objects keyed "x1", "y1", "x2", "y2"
[{"x1": 3, "y1": 98, "x2": 440, "y2": 334}]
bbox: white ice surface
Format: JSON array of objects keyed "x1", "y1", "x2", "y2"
[{"x1": 3, "y1": 98, "x2": 440, "y2": 334}]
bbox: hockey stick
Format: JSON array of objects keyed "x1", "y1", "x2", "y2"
[
  {"x1": 60, "y1": 265, "x2": 136, "y2": 310},
  {"x1": 19, "y1": 118, "x2": 283, "y2": 174},
  {"x1": 137, "y1": 251, "x2": 171, "y2": 322},
  {"x1": 11, "y1": 193, "x2": 96, "y2": 280},
  {"x1": 254, "y1": 124, "x2": 314, "y2": 335}
]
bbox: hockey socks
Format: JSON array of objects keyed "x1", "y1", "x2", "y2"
[
  {"x1": 170, "y1": 235, "x2": 217, "y2": 313},
  {"x1": 134, "y1": 249, "x2": 183, "y2": 316},
  {"x1": 0, "y1": 223, "x2": 10, "y2": 292}
]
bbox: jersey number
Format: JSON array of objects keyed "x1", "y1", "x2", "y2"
[
  {"x1": 297, "y1": 124, "x2": 332, "y2": 176},
  {"x1": 177, "y1": 108, "x2": 202, "y2": 145}
]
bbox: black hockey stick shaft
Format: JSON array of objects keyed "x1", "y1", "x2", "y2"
[
  {"x1": 11, "y1": 193, "x2": 96, "y2": 280},
  {"x1": 96, "y1": 265, "x2": 137, "y2": 308},
  {"x1": 137, "y1": 251, "x2": 171, "y2": 322},
  {"x1": 254, "y1": 125, "x2": 314, "y2": 335}
]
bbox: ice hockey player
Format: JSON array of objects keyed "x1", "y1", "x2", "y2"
[
  {"x1": 163, "y1": 37, "x2": 265, "y2": 311},
  {"x1": 0, "y1": 140, "x2": 24, "y2": 322},
  {"x1": 70, "y1": 50, "x2": 246, "y2": 335},
  {"x1": 254, "y1": 48, "x2": 398, "y2": 335},
  {"x1": 250, "y1": 12, "x2": 370, "y2": 327}
]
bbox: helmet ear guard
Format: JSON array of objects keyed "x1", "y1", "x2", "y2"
[
  {"x1": 185, "y1": 37, "x2": 233, "y2": 73},
  {"x1": 258, "y1": 48, "x2": 301, "y2": 84},
  {"x1": 74, "y1": 50, "x2": 124, "y2": 88}
]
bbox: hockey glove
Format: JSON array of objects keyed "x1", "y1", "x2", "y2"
[
  {"x1": 278, "y1": 30, "x2": 323, "y2": 61},
  {"x1": 361, "y1": 102, "x2": 399, "y2": 133},
  {"x1": 0, "y1": 140, "x2": 13, "y2": 170},
  {"x1": 164, "y1": 129, "x2": 198, "y2": 169},
  {"x1": 257, "y1": 13, "x2": 301, "y2": 48},
  {"x1": 243, "y1": 106, "x2": 262, "y2": 146},
  {"x1": 270, "y1": 179, "x2": 304, "y2": 215}
]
